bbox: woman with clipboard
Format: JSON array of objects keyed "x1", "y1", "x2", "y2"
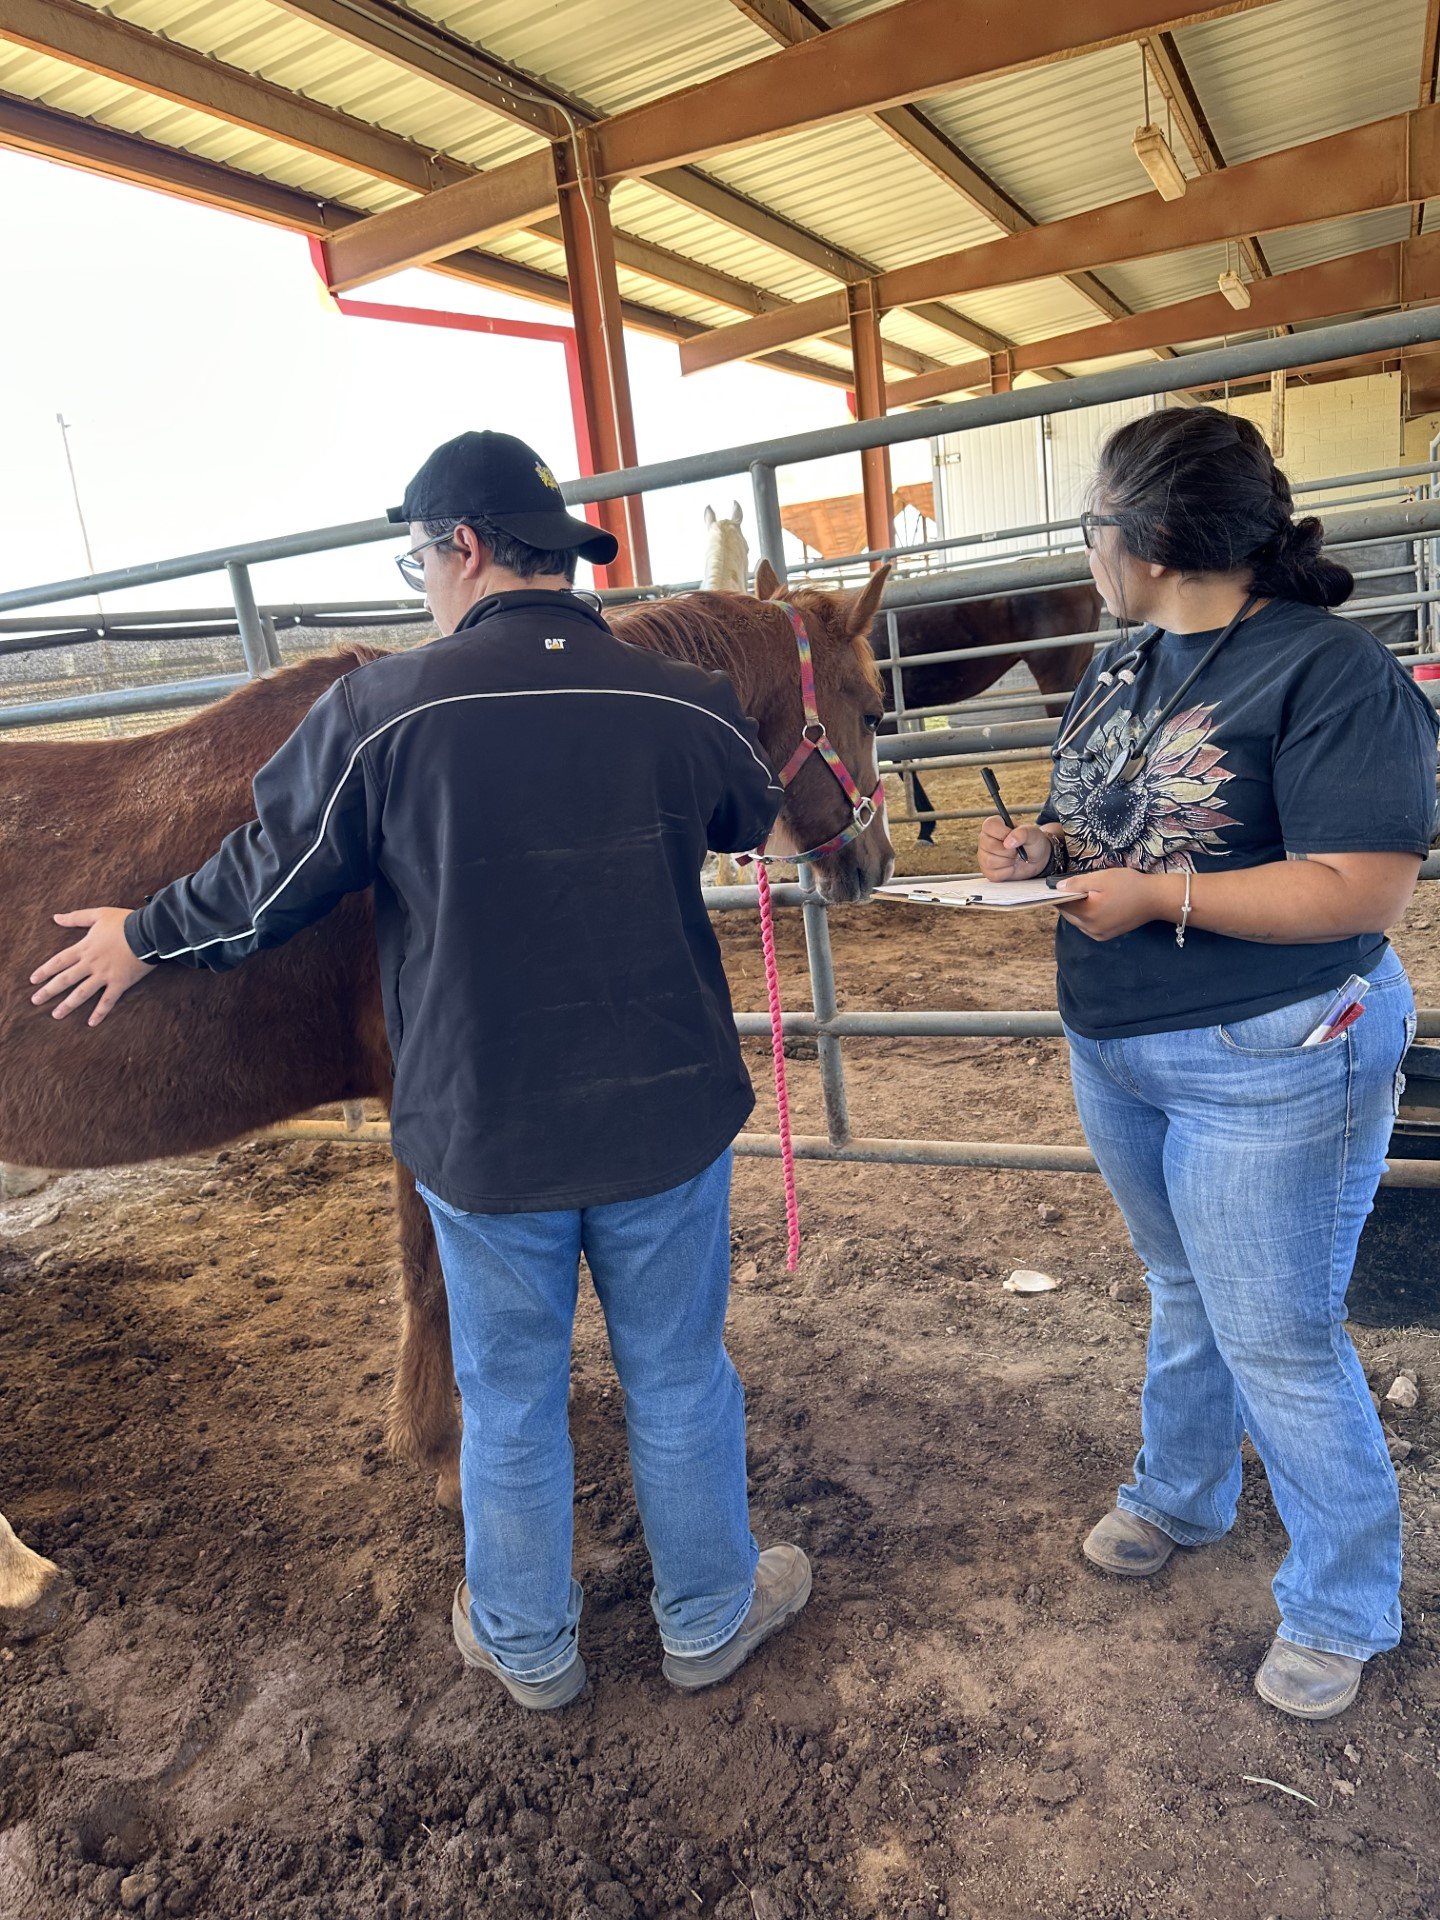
[{"x1": 979, "y1": 406, "x2": 1438, "y2": 1721}]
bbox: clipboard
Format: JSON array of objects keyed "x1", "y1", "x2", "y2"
[{"x1": 875, "y1": 872, "x2": 1088, "y2": 910}]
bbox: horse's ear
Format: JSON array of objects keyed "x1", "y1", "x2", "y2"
[
  {"x1": 753, "y1": 557, "x2": 781, "y2": 600},
  {"x1": 731, "y1": 500, "x2": 744, "y2": 526},
  {"x1": 843, "y1": 562, "x2": 892, "y2": 634},
  {"x1": 704, "y1": 504, "x2": 717, "y2": 527}
]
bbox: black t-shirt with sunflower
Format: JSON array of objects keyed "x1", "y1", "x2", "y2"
[{"x1": 1038, "y1": 596, "x2": 1439, "y2": 1040}]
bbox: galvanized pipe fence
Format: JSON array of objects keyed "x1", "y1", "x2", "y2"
[{"x1": 6, "y1": 308, "x2": 1440, "y2": 1189}]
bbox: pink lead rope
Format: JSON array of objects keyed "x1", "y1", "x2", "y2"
[
  {"x1": 754, "y1": 861, "x2": 801, "y2": 1272},
  {"x1": 742, "y1": 602, "x2": 883, "y2": 1275}
]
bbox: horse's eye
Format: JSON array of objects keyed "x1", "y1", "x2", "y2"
[{"x1": 864, "y1": 713, "x2": 883, "y2": 733}]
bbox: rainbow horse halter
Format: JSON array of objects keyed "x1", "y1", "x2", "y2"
[
  {"x1": 749, "y1": 602, "x2": 883, "y2": 864},
  {"x1": 739, "y1": 600, "x2": 884, "y2": 1272}
]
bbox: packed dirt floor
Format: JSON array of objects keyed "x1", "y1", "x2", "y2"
[{"x1": 3, "y1": 766, "x2": 1439, "y2": 1920}]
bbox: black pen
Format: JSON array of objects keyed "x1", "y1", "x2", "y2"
[{"x1": 980, "y1": 765, "x2": 1030, "y2": 865}]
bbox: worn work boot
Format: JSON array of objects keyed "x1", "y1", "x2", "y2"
[
  {"x1": 451, "y1": 1580, "x2": 587, "y2": 1710},
  {"x1": 662, "y1": 1545, "x2": 812, "y2": 1692},
  {"x1": 1082, "y1": 1508, "x2": 1177, "y2": 1578},
  {"x1": 1254, "y1": 1638, "x2": 1364, "y2": 1721}
]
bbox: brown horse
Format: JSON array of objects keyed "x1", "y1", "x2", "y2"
[
  {"x1": 872, "y1": 583, "x2": 1102, "y2": 840},
  {"x1": 0, "y1": 572, "x2": 891, "y2": 1621}
]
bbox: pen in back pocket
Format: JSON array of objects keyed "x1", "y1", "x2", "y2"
[{"x1": 1301, "y1": 973, "x2": 1370, "y2": 1049}]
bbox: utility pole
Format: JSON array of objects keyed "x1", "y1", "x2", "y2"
[{"x1": 55, "y1": 412, "x2": 118, "y2": 732}]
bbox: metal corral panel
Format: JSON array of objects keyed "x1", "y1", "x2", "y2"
[{"x1": 1172, "y1": 0, "x2": 1428, "y2": 165}]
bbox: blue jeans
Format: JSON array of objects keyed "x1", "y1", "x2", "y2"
[
  {"x1": 1066, "y1": 948, "x2": 1415, "y2": 1660},
  {"x1": 417, "y1": 1149, "x2": 758, "y2": 1681}
]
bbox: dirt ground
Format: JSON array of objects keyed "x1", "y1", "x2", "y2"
[{"x1": 3, "y1": 767, "x2": 1439, "y2": 1920}]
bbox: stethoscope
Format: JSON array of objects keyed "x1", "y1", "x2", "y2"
[{"x1": 1052, "y1": 590, "x2": 1262, "y2": 788}]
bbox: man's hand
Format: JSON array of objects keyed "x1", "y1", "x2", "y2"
[
  {"x1": 977, "y1": 816, "x2": 1054, "y2": 881},
  {"x1": 30, "y1": 909, "x2": 156, "y2": 1027},
  {"x1": 1054, "y1": 868, "x2": 1178, "y2": 942}
]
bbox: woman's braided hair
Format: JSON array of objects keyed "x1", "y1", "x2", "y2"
[{"x1": 1094, "y1": 405, "x2": 1353, "y2": 609}]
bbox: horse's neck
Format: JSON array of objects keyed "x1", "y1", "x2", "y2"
[
  {"x1": 701, "y1": 530, "x2": 747, "y2": 593},
  {"x1": 618, "y1": 600, "x2": 762, "y2": 711}
]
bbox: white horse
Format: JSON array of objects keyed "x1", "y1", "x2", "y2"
[
  {"x1": 701, "y1": 502, "x2": 750, "y2": 592},
  {"x1": 701, "y1": 504, "x2": 756, "y2": 888}
]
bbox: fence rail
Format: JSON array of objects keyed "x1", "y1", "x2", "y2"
[{"x1": 7, "y1": 309, "x2": 1440, "y2": 1190}]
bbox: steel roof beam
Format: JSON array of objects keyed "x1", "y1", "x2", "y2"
[
  {"x1": 679, "y1": 104, "x2": 1440, "y2": 373},
  {"x1": 0, "y1": 0, "x2": 931, "y2": 369},
  {"x1": 886, "y1": 236, "x2": 1440, "y2": 405},
  {"x1": 322, "y1": 0, "x2": 1283, "y2": 288},
  {"x1": 273, "y1": 0, "x2": 967, "y2": 327},
  {"x1": 0, "y1": 94, "x2": 852, "y2": 388},
  {"x1": 726, "y1": 0, "x2": 1134, "y2": 330}
]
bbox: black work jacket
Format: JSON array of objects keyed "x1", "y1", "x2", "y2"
[{"x1": 127, "y1": 590, "x2": 782, "y2": 1211}]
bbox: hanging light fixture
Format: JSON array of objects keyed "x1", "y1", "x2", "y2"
[
  {"x1": 1218, "y1": 241, "x2": 1252, "y2": 309},
  {"x1": 1133, "y1": 46, "x2": 1187, "y2": 199}
]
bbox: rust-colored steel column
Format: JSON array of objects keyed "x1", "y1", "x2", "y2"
[
  {"x1": 848, "y1": 281, "x2": 894, "y2": 559},
  {"x1": 555, "y1": 138, "x2": 651, "y2": 587}
]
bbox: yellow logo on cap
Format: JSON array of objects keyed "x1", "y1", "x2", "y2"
[{"x1": 535, "y1": 461, "x2": 560, "y2": 492}]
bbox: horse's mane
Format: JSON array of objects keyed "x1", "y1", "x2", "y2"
[{"x1": 610, "y1": 592, "x2": 761, "y2": 688}]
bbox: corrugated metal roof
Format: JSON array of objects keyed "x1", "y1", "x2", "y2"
[
  {"x1": 82, "y1": 0, "x2": 543, "y2": 171},
  {"x1": 953, "y1": 277, "x2": 1108, "y2": 347},
  {"x1": 1172, "y1": 0, "x2": 1427, "y2": 165},
  {"x1": 1261, "y1": 208, "x2": 1415, "y2": 273},
  {"x1": 416, "y1": 0, "x2": 771, "y2": 118},
  {"x1": 2, "y1": 0, "x2": 1433, "y2": 390},
  {"x1": 607, "y1": 180, "x2": 838, "y2": 307},
  {"x1": 701, "y1": 117, "x2": 998, "y2": 270},
  {"x1": 922, "y1": 44, "x2": 1187, "y2": 227},
  {"x1": 0, "y1": 39, "x2": 401, "y2": 207}
]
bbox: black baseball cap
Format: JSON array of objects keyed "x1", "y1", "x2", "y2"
[{"x1": 388, "y1": 430, "x2": 618, "y2": 565}]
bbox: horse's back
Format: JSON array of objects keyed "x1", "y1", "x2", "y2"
[{"x1": 0, "y1": 649, "x2": 388, "y2": 1169}]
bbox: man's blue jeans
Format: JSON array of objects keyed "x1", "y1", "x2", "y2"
[
  {"x1": 417, "y1": 1149, "x2": 758, "y2": 1681},
  {"x1": 1065, "y1": 948, "x2": 1415, "y2": 1660}
]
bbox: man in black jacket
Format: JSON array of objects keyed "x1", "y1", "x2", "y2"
[{"x1": 30, "y1": 431, "x2": 814, "y2": 1709}]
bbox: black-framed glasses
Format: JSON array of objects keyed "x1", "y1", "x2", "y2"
[
  {"x1": 1079, "y1": 511, "x2": 1120, "y2": 550},
  {"x1": 395, "y1": 530, "x2": 460, "y2": 592}
]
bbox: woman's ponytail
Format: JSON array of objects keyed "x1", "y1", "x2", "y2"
[
  {"x1": 1248, "y1": 515, "x2": 1353, "y2": 608},
  {"x1": 1094, "y1": 408, "x2": 1355, "y2": 609}
]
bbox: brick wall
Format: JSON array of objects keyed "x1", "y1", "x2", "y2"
[{"x1": 1220, "y1": 371, "x2": 1401, "y2": 483}]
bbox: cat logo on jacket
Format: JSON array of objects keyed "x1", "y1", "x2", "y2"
[{"x1": 544, "y1": 637, "x2": 566, "y2": 651}]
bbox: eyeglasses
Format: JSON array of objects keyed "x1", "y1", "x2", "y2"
[
  {"x1": 1080, "y1": 511, "x2": 1120, "y2": 550},
  {"x1": 395, "y1": 530, "x2": 460, "y2": 592}
]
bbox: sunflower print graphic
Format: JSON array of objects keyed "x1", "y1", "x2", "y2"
[{"x1": 1050, "y1": 702, "x2": 1238, "y2": 874}]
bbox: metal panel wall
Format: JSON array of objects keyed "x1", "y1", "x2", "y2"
[{"x1": 931, "y1": 417, "x2": 1046, "y2": 557}]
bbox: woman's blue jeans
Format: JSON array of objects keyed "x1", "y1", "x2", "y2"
[
  {"x1": 417, "y1": 1149, "x2": 758, "y2": 1682},
  {"x1": 1065, "y1": 949, "x2": 1415, "y2": 1660}
]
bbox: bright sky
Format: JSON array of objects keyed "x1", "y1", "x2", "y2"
[{"x1": 0, "y1": 149, "x2": 933, "y2": 615}]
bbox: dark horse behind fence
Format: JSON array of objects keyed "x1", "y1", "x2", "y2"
[
  {"x1": 871, "y1": 583, "x2": 1103, "y2": 840},
  {"x1": 0, "y1": 571, "x2": 893, "y2": 1619}
]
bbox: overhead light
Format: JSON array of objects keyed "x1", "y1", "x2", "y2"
[
  {"x1": 1132, "y1": 124, "x2": 1187, "y2": 200},
  {"x1": 1217, "y1": 269, "x2": 1252, "y2": 310}
]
